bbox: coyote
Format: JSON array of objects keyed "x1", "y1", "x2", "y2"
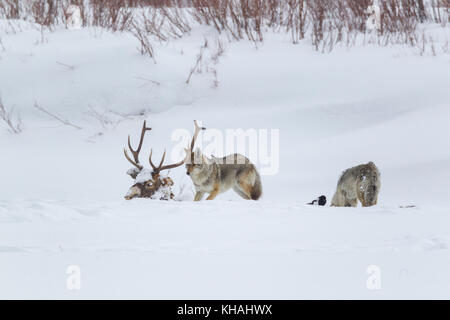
[
  {"x1": 331, "y1": 162, "x2": 380, "y2": 207},
  {"x1": 185, "y1": 121, "x2": 262, "y2": 201}
]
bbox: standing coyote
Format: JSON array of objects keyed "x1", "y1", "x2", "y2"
[
  {"x1": 331, "y1": 162, "x2": 380, "y2": 207},
  {"x1": 185, "y1": 121, "x2": 262, "y2": 201}
]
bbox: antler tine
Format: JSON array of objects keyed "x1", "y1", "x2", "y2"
[
  {"x1": 190, "y1": 120, "x2": 206, "y2": 151},
  {"x1": 159, "y1": 158, "x2": 185, "y2": 172},
  {"x1": 125, "y1": 120, "x2": 151, "y2": 169},
  {"x1": 158, "y1": 149, "x2": 184, "y2": 171},
  {"x1": 124, "y1": 148, "x2": 143, "y2": 170},
  {"x1": 158, "y1": 150, "x2": 166, "y2": 169},
  {"x1": 149, "y1": 149, "x2": 184, "y2": 173},
  {"x1": 149, "y1": 149, "x2": 157, "y2": 171}
]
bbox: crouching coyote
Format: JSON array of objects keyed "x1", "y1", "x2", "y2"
[
  {"x1": 331, "y1": 162, "x2": 380, "y2": 207},
  {"x1": 185, "y1": 121, "x2": 262, "y2": 201}
]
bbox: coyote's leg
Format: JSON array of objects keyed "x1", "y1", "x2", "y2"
[
  {"x1": 238, "y1": 182, "x2": 253, "y2": 200},
  {"x1": 361, "y1": 195, "x2": 378, "y2": 207},
  {"x1": 233, "y1": 186, "x2": 251, "y2": 200},
  {"x1": 359, "y1": 196, "x2": 367, "y2": 207},
  {"x1": 358, "y1": 189, "x2": 367, "y2": 207},
  {"x1": 332, "y1": 189, "x2": 347, "y2": 207},
  {"x1": 330, "y1": 191, "x2": 341, "y2": 206},
  {"x1": 344, "y1": 195, "x2": 357, "y2": 207},
  {"x1": 360, "y1": 188, "x2": 380, "y2": 207},
  {"x1": 349, "y1": 198, "x2": 358, "y2": 207},
  {"x1": 206, "y1": 190, "x2": 219, "y2": 200},
  {"x1": 340, "y1": 189, "x2": 356, "y2": 207},
  {"x1": 194, "y1": 191, "x2": 205, "y2": 201},
  {"x1": 234, "y1": 171, "x2": 254, "y2": 200},
  {"x1": 206, "y1": 184, "x2": 220, "y2": 200}
]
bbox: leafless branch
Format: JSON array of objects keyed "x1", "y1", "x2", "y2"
[
  {"x1": 0, "y1": 96, "x2": 22, "y2": 134},
  {"x1": 34, "y1": 101, "x2": 82, "y2": 130},
  {"x1": 136, "y1": 76, "x2": 161, "y2": 86},
  {"x1": 85, "y1": 105, "x2": 123, "y2": 130},
  {"x1": 0, "y1": 36, "x2": 5, "y2": 52},
  {"x1": 186, "y1": 39, "x2": 208, "y2": 84},
  {"x1": 56, "y1": 61, "x2": 75, "y2": 70}
]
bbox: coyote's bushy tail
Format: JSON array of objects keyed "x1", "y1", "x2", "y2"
[{"x1": 251, "y1": 169, "x2": 262, "y2": 200}]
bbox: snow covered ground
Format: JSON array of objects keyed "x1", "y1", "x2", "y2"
[{"x1": 0, "y1": 20, "x2": 450, "y2": 299}]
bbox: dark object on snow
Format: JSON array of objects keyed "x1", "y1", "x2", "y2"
[{"x1": 308, "y1": 195, "x2": 326, "y2": 206}]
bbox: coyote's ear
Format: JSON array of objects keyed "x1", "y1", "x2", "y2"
[
  {"x1": 203, "y1": 155, "x2": 213, "y2": 164},
  {"x1": 210, "y1": 155, "x2": 219, "y2": 164}
]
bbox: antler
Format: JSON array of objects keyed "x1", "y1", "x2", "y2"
[
  {"x1": 185, "y1": 120, "x2": 206, "y2": 163},
  {"x1": 149, "y1": 149, "x2": 185, "y2": 174},
  {"x1": 190, "y1": 120, "x2": 206, "y2": 152},
  {"x1": 124, "y1": 120, "x2": 152, "y2": 170}
]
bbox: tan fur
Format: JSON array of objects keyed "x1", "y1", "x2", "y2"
[
  {"x1": 205, "y1": 183, "x2": 220, "y2": 200},
  {"x1": 194, "y1": 191, "x2": 204, "y2": 201},
  {"x1": 236, "y1": 171, "x2": 254, "y2": 199},
  {"x1": 331, "y1": 162, "x2": 380, "y2": 207},
  {"x1": 186, "y1": 149, "x2": 262, "y2": 201}
]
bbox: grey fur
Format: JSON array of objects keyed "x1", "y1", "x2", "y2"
[
  {"x1": 186, "y1": 149, "x2": 262, "y2": 201},
  {"x1": 331, "y1": 161, "x2": 380, "y2": 207}
]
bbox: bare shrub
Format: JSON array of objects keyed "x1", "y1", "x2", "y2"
[
  {"x1": 379, "y1": 0, "x2": 419, "y2": 45},
  {"x1": 211, "y1": 37, "x2": 224, "y2": 63},
  {"x1": 307, "y1": 0, "x2": 326, "y2": 50},
  {"x1": 34, "y1": 101, "x2": 82, "y2": 130},
  {"x1": 160, "y1": 4, "x2": 192, "y2": 37},
  {"x1": 1, "y1": 0, "x2": 448, "y2": 55},
  {"x1": 0, "y1": 97, "x2": 22, "y2": 134},
  {"x1": 56, "y1": 61, "x2": 76, "y2": 70},
  {"x1": 186, "y1": 39, "x2": 208, "y2": 84},
  {"x1": 65, "y1": 0, "x2": 90, "y2": 28},
  {"x1": 132, "y1": 8, "x2": 166, "y2": 41},
  {"x1": 31, "y1": 0, "x2": 59, "y2": 27},
  {"x1": 442, "y1": 39, "x2": 449, "y2": 54},
  {"x1": 190, "y1": 0, "x2": 267, "y2": 44},
  {"x1": 0, "y1": 36, "x2": 5, "y2": 52},
  {"x1": 210, "y1": 38, "x2": 225, "y2": 88},
  {"x1": 130, "y1": 20, "x2": 156, "y2": 60},
  {"x1": 90, "y1": 0, "x2": 134, "y2": 31},
  {"x1": 0, "y1": 0, "x2": 21, "y2": 20},
  {"x1": 85, "y1": 105, "x2": 124, "y2": 130},
  {"x1": 429, "y1": 0, "x2": 449, "y2": 24},
  {"x1": 286, "y1": 0, "x2": 308, "y2": 44},
  {"x1": 185, "y1": 37, "x2": 225, "y2": 87}
]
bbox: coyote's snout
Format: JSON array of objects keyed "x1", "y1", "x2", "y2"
[
  {"x1": 185, "y1": 121, "x2": 262, "y2": 201},
  {"x1": 331, "y1": 162, "x2": 380, "y2": 207}
]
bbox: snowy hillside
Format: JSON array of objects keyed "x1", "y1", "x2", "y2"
[{"x1": 1, "y1": 13, "x2": 450, "y2": 298}]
